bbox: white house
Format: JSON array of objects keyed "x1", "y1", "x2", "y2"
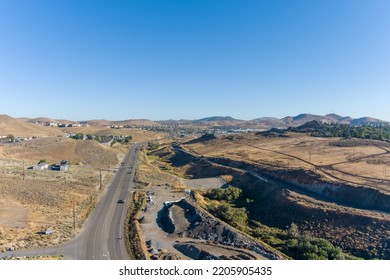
[
  {"x1": 33, "y1": 163, "x2": 49, "y2": 170},
  {"x1": 60, "y1": 164, "x2": 69, "y2": 171}
]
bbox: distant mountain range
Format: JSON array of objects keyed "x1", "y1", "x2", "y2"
[
  {"x1": 0, "y1": 114, "x2": 388, "y2": 137},
  {"x1": 176, "y1": 114, "x2": 389, "y2": 129}
]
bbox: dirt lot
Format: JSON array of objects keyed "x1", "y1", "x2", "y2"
[{"x1": 134, "y1": 149, "x2": 283, "y2": 260}]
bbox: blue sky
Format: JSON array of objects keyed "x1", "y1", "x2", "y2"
[{"x1": 0, "y1": 0, "x2": 389, "y2": 121}]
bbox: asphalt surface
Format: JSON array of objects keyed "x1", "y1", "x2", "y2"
[{"x1": 0, "y1": 144, "x2": 140, "y2": 260}]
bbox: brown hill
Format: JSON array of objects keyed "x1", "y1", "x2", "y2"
[
  {"x1": 0, "y1": 115, "x2": 62, "y2": 137},
  {"x1": 83, "y1": 119, "x2": 111, "y2": 127},
  {"x1": 27, "y1": 117, "x2": 59, "y2": 124},
  {"x1": 111, "y1": 119, "x2": 160, "y2": 127},
  {"x1": 2, "y1": 137, "x2": 118, "y2": 168}
]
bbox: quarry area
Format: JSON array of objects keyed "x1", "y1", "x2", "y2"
[
  {"x1": 130, "y1": 148, "x2": 285, "y2": 260},
  {"x1": 135, "y1": 132, "x2": 390, "y2": 260},
  {"x1": 137, "y1": 186, "x2": 282, "y2": 260}
]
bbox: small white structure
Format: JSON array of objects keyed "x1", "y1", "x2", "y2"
[
  {"x1": 163, "y1": 197, "x2": 186, "y2": 207},
  {"x1": 60, "y1": 164, "x2": 69, "y2": 171},
  {"x1": 33, "y1": 163, "x2": 49, "y2": 170},
  {"x1": 45, "y1": 228, "x2": 54, "y2": 235}
]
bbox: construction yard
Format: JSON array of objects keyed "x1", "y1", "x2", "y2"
[{"x1": 131, "y1": 146, "x2": 284, "y2": 260}]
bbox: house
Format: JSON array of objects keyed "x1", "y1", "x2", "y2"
[
  {"x1": 60, "y1": 164, "x2": 69, "y2": 171},
  {"x1": 45, "y1": 122, "x2": 58, "y2": 127},
  {"x1": 33, "y1": 163, "x2": 49, "y2": 170},
  {"x1": 50, "y1": 165, "x2": 60, "y2": 171},
  {"x1": 51, "y1": 160, "x2": 69, "y2": 171},
  {"x1": 45, "y1": 228, "x2": 54, "y2": 235}
]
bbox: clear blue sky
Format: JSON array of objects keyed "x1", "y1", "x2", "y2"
[{"x1": 0, "y1": 0, "x2": 389, "y2": 121}]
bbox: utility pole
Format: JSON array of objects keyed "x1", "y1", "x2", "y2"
[
  {"x1": 73, "y1": 202, "x2": 76, "y2": 230},
  {"x1": 100, "y1": 169, "x2": 102, "y2": 190},
  {"x1": 22, "y1": 161, "x2": 25, "y2": 180}
]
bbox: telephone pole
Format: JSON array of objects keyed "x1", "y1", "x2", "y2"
[
  {"x1": 99, "y1": 169, "x2": 102, "y2": 190},
  {"x1": 73, "y1": 202, "x2": 76, "y2": 230},
  {"x1": 22, "y1": 161, "x2": 25, "y2": 180}
]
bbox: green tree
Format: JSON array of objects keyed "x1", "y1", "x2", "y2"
[
  {"x1": 231, "y1": 207, "x2": 248, "y2": 226},
  {"x1": 208, "y1": 187, "x2": 242, "y2": 201},
  {"x1": 124, "y1": 136, "x2": 132, "y2": 143},
  {"x1": 225, "y1": 187, "x2": 242, "y2": 201},
  {"x1": 72, "y1": 133, "x2": 84, "y2": 140},
  {"x1": 288, "y1": 223, "x2": 300, "y2": 238},
  {"x1": 148, "y1": 142, "x2": 160, "y2": 150},
  {"x1": 209, "y1": 202, "x2": 248, "y2": 227}
]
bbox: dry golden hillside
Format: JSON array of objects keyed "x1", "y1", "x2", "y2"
[
  {"x1": 1, "y1": 137, "x2": 118, "y2": 168},
  {"x1": 183, "y1": 133, "x2": 390, "y2": 192},
  {"x1": 0, "y1": 136, "x2": 125, "y2": 252},
  {"x1": 0, "y1": 115, "x2": 62, "y2": 137}
]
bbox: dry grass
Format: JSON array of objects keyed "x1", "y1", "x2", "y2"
[
  {"x1": 0, "y1": 115, "x2": 63, "y2": 138},
  {"x1": 183, "y1": 133, "x2": 390, "y2": 192},
  {"x1": 1, "y1": 137, "x2": 118, "y2": 169},
  {"x1": 0, "y1": 138, "x2": 124, "y2": 252},
  {"x1": 135, "y1": 148, "x2": 181, "y2": 189}
]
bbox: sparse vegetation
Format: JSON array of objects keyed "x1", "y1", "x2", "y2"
[
  {"x1": 201, "y1": 187, "x2": 348, "y2": 260},
  {"x1": 124, "y1": 191, "x2": 148, "y2": 260},
  {"x1": 148, "y1": 142, "x2": 160, "y2": 150}
]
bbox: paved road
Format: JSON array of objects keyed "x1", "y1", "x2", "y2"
[{"x1": 0, "y1": 144, "x2": 140, "y2": 260}]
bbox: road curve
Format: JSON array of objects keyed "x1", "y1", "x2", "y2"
[{"x1": 0, "y1": 144, "x2": 140, "y2": 260}]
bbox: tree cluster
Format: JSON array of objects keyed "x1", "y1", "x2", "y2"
[
  {"x1": 147, "y1": 142, "x2": 160, "y2": 150},
  {"x1": 289, "y1": 121, "x2": 390, "y2": 141},
  {"x1": 209, "y1": 202, "x2": 248, "y2": 227},
  {"x1": 207, "y1": 187, "x2": 242, "y2": 201},
  {"x1": 282, "y1": 223, "x2": 344, "y2": 260},
  {"x1": 285, "y1": 235, "x2": 345, "y2": 260}
]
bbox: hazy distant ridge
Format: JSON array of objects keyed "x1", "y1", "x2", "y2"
[{"x1": 1, "y1": 114, "x2": 388, "y2": 134}]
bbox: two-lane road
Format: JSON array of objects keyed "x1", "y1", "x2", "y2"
[{"x1": 0, "y1": 144, "x2": 140, "y2": 260}]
